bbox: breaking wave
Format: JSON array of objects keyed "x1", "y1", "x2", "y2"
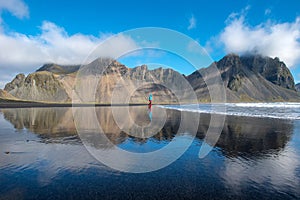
[{"x1": 160, "y1": 103, "x2": 300, "y2": 120}]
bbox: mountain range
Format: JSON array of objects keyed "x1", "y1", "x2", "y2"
[{"x1": 1, "y1": 54, "x2": 300, "y2": 104}]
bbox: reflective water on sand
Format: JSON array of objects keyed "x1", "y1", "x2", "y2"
[{"x1": 0, "y1": 106, "x2": 299, "y2": 199}]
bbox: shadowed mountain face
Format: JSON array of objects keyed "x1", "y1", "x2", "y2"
[
  {"x1": 3, "y1": 54, "x2": 300, "y2": 103},
  {"x1": 187, "y1": 54, "x2": 300, "y2": 102},
  {"x1": 240, "y1": 55, "x2": 295, "y2": 90},
  {"x1": 0, "y1": 106, "x2": 293, "y2": 155}
]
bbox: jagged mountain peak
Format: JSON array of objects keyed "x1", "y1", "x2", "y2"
[
  {"x1": 36, "y1": 58, "x2": 126, "y2": 75},
  {"x1": 241, "y1": 54, "x2": 295, "y2": 90},
  {"x1": 4, "y1": 73, "x2": 26, "y2": 92},
  {"x1": 214, "y1": 54, "x2": 295, "y2": 90},
  {"x1": 77, "y1": 57, "x2": 129, "y2": 76},
  {"x1": 2, "y1": 54, "x2": 300, "y2": 103},
  {"x1": 187, "y1": 54, "x2": 299, "y2": 102}
]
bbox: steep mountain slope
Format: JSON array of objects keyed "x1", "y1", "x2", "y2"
[
  {"x1": 0, "y1": 89, "x2": 17, "y2": 100},
  {"x1": 4, "y1": 71, "x2": 70, "y2": 102},
  {"x1": 2, "y1": 54, "x2": 300, "y2": 103},
  {"x1": 73, "y1": 58, "x2": 187, "y2": 103},
  {"x1": 187, "y1": 54, "x2": 300, "y2": 102},
  {"x1": 240, "y1": 55, "x2": 295, "y2": 90},
  {"x1": 4, "y1": 58, "x2": 185, "y2": 103}
]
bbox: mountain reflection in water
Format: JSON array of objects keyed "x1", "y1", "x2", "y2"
[
  {"x1": 0, "y1": 106, "x2": 293, "y2": 155},
  {"x1": 0, "y1": 106, "x2": 299, "y2": 200}
]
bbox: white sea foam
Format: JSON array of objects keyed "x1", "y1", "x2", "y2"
[
  {"x1": 159, "y1": 103, "x2": 300, "y2": 120},
  {"x1": 227, "y1": 102, "x2": 300, "y2": 108}
]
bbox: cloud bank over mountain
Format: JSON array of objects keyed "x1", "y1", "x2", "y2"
[{"x1": 216, "y1": 9, "x2": 300, "y2": 68}]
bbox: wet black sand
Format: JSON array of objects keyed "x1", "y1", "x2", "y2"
[{"x1": 0, "y1": 106, "x2": 299, "y2": 200}]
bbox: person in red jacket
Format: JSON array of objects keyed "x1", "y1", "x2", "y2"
[{"x1": 148, "y1": 93, "x2": 153, "y2": 109}]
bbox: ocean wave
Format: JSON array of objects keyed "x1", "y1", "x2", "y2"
[
  {"x1": 226, "y1": 102, "x2": 300, "y2": 108},
  {"x1": 159, "y1": 103, "x2": 300, "y2": 120}
]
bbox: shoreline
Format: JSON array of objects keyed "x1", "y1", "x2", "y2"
[
  {"x1": 1, "y1": 98, "x2": 299, "y2": 109},
  {"x1": 0, "y1": 102, "x2": 152, "y2": 108},
  {"x1": 0, "y1": 99, "x2": 176, "y2": 108}
]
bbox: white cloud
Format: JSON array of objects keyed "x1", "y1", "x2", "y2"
[
  {"x1": 187, "y1": 15, "x2": 196, "y2": 30},
  {"x1": 217, "y1": 11, "x2": 300, "y2": 68},
  {"x1": 0, "y1": 21, "x2": 139, "y2": 89},
  {"x1": 0, "y1": 0, "x2": 29, "y2": 23},
  {"x1": 0, "y1": 0, "x2": 140, "y2": 90}
]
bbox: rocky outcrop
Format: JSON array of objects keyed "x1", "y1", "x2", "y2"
[
  {"x1": 4, "y1": 71, "x2": 69, "y2": 102},
  {"x1": 0, "y1": 89, "x2": 16, "y2": 99},
  {"x1": 2, "y1": 54, "x2": 300, "y2": 103},
  {"x1": 240, "y1": 55, "x2": 295, "y2": 90},
  {"x1": 187, "y1": 54, "x2": 300, "y2": 102},
  {"x1": 4, "y1": 73, "x2": 25, "y2": 92},
  {"x1": 75, "y1": 59, "x2": 185, "y2": 103},
  {"x1": 126, "y1": 66, "x2": 185, "y2": 103},
  {"x1": 3, "y1": 59, "x2": 184, "y2": 103}
]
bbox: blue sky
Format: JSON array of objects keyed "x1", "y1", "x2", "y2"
[{"x1": 0, "y1": 0, "x2": 299, "y2": 88}]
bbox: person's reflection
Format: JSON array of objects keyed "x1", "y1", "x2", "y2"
[{"x1": 148, "y1": 106, "x2": 152, "y2": 121}]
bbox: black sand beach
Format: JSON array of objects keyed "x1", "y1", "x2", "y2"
[{"x1": 0, "y1": 106, "x2": 299, "y2": 199}]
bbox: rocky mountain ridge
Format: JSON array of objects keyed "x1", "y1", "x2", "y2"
[
  {"x1": 187, "y1": 54, "x2": 299, "y2": 102},
  {"x1": 2, "y1": 54, "x2": 300, "y2": 103}
]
